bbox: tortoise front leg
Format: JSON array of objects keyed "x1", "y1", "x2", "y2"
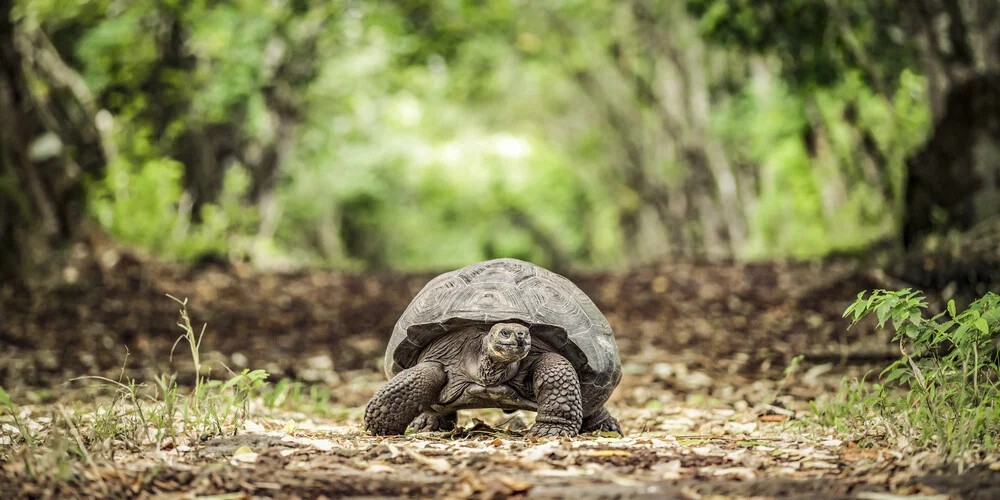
[
  {"x1": 409, "y1": 411, "x2": 457, "y2": 433},
  {"x1": 526, "y1": 353, "x2": 583, "y2": 438},
  {"x1": 364, "y1": 362, "x2": 447, "y2": 436},
  {"x1": 581, "y1": 406, "x2": 622, "y2": 436}
]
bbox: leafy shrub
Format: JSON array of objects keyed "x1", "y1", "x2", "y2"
[
  {"x1": 822, "y1": 289, "x2": 1000, "y2": 465},
  {"x1": 88, "y1": 154, "x2": 256, "y2": 262}
]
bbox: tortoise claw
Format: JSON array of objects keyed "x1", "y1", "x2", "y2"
[
  {"x1": 409, "y1": 412, "x2": 457, "y2": 433},
  {"x1": 527, "y1": 423, "x2": 577, "y2": 438},
  {"x1": 581, "y1": 408, "x2": 623, "y2": 436}
]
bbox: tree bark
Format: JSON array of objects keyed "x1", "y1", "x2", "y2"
[
  {"x1": 0, "y1": 0, "x2": 106, "y2": 285},
  {"x1": 903, "y1": 73, "x2": 1000, "y2": 247},
  {"x1": 901, "y1": 0, "x2": 1000, "y2": 248}
]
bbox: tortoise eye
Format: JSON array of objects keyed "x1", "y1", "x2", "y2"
[{"x1": 501, "y1": 330, "x2": 511, "y2": 338}]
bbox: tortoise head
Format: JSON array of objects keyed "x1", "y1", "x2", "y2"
[{"x1": 484, "y1": 322, "x2": 531, "y2": 364}]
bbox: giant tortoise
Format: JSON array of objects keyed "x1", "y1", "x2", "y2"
[{"x1": 363, "y1": 258, "x2": 622, "y2": 438}]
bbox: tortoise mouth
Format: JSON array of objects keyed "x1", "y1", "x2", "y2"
[
  {"x1": 487, "y1": 339, "x2": 531, "y2": 362},
  {"x1": 496, "y1": 338, "x2": 528, "y2": 348}
]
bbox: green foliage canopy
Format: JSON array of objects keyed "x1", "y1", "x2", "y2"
[{"x1": 10, "y1": 0, "x2": 935, "y2": 270}]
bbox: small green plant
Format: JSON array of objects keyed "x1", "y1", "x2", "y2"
[
  {"x1": 0, "y1": 386, "x2": 35, "y2": 452},
  {"x1": 825, "y1": 288, "x2": 1000, "y2": 466},
  {"x1": 163, "y1": 294, "x2": 270, "y2": 437},
  {"x1": 0, "y1": 295, "x2": 272, "y2": 481},
  {"x1": 167, "y1": 294, "x2": 206, "y2": 409}
]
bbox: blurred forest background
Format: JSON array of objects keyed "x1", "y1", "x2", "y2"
[{"x1": 1, "y1": 0, "x2": 998, "y2": 279}]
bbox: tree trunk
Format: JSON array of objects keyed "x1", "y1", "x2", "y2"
[
  {"x1": 903, "y1": 73, "x2": 1000, "y2": 247},
  {"x1": 901, "y1": 0, "x2": 1000, "y2": 248},
  {"x1": 0, "y1": 1, "x2": 105, "y2": 285}
]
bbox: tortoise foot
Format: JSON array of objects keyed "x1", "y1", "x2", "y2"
[
  {"x1": 581, "y1": 407, "x2": 623, "y2": 436},
  {"x1": 527, "y1": 422, "x2": 577, "y2": 438},
  {"x1": 409, "y1": 411, "x2": 457, "y2": 433}
]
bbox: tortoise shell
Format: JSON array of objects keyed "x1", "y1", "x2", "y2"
[{"x1": 384, "y1": 258, "x2": 621, "y2": 400}]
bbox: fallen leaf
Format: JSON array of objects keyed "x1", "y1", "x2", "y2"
[
  {"x1": 691, "y1": 446, "x2": 713, "y2": 456},
  {"x1": 855, "y1": 494, "x2": 949, "y2": 500},
  {"x1": 653, "y1": 459, "x2": 683, "y2": 480},
  {"x1": 232, "y1": 446, "x2": 258, "y2": 463},
  {"x1": 841, "y1": 448, "x2": 881, "y2": 461},
  {"x1": 758, "y1": 414, "x2": 787, "y2": 422},
  {"x1": 244, "y1": 420, "x2": 265, "y2": 433},
  {"x1": 607, "y1": 473, "x2": 644, "y2": 487},
  {"x1": 498, "y1": 477, "x2": 532, "y2": 492},
  {"x1": 310, "y1": 439, "x2": 334, "y2": 451},
  {"x1": 585, "y1": 449, "x2": 632, "y2": 457},
  {"x1": 724, "y1": 421, "x2": 757, "y2": 434},
  {"x1": 253, "y1": 482, "x2": 283, "y2": 491},
  {"x1": 404, "y1": 448, "x2": 450, "y2": 473},
  {"x1": 713, "y1": 467, "x2": 756, "y2": 481},
  {"x1": 520, "y1": 440, "x2": 562, "y2": 462},
  {"x1": 366, "y1": 464, "x2": 395, "y2": 473},
  {"x1": 533, "y1": 467, "x2": 592, "y2": 477},
  {"x1": 801, "y1": 460, "x2": 839, "y2": 470}
]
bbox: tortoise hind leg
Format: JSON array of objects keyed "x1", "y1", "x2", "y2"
[
  {"x1": 526, "y1": 353, "x2": 583, "y2": 438},
  {"x1": 410, "y1": 411, "x2": 457, "y2": 432},
  {"x1": 581, "y1": 407, "x2": 622, "y2": 436},
  {"x1": 364, "y1": 362, "x2": 447, "y2": 436}
]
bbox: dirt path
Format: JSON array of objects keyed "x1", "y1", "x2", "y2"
[{"x1": 2, "y1": 251, "x2": 998, "y2": 498}]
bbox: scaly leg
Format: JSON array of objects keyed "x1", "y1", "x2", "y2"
[
  {"x1": 527, "y1": 353, "x2": 583, "y2": 438},
  {"x1": 363, "y1": 362, "x2": 447, "y2": 436}
]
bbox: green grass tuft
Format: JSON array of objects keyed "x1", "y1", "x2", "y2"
[{"x1": 0, "y1": 294, "x2": 272, "y2": 482}]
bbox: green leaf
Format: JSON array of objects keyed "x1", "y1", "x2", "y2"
[
  {"x1": 952, "y1": 322, "x2": 971, "y2": 343},
  {"x1": 246, "y1": 369, "x2": 270, "y2": 382},
  {"x1": 876, "y1": 303, "x2": 891, "y2": 327},
  {"x1": 947, "y1": 299, "x2": 956, "y2": 317},
  {"x1": 0, "y1": 386, "x2": 11, "y2": 410},
  {"x1": 221, "y1": 375, "x2": 244, "y2": 391},
  {"x1": 854, "y1": 305, "x2": 865, "y2": 321},
  {"x1": 884, "y1": 367, "x2": 908, "y2": 384},
  {"x1": 975, "y1": 318, "x2": 990, "y2": 334},
  {"x1": 843, "y1": 302, "x2": 857, "y2": 318},
  {"x1": 866, "y1": 293, "x2": 879, "y2": 310}
]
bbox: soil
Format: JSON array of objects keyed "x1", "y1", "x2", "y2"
[{"x1": 2, "y1": 246, "x2": 998, "y2": 499}]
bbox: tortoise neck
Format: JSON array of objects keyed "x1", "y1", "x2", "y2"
[{"x1": 477, "y1": 337, "x2": 519, "y2": 385}]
